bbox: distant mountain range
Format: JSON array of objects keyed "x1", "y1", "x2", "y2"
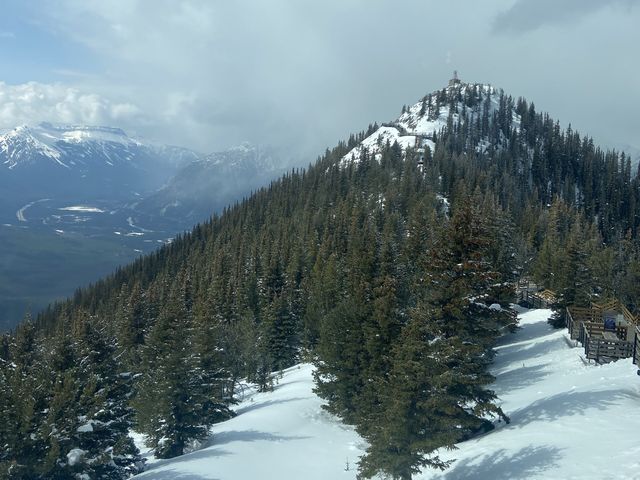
[
  {"x1": 0, "y1": 123, "x2": 287, "y2": 330},
  {"x1": 0, "y1": 123, "x2": 197, "y2": 207},
  {"x1": 131, "y1": 142, "x2": 284, "y2": 228},
  {"x1": 0, "y1": 123, "x2": 286, "y2": 227}
]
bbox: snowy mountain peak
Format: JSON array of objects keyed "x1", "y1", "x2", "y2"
[
  {"x1": 0, "y1": 122, "x2": 146, "y2": 170},
  {"x1": 340, "y1": 80, "x2": 506, "y2": 166},
  {"x1": 227, "y1": 141, "x2": 255, "y2": 154},
  {"x1": 1, "y1": 124, "x2": 64, "y2": 168}
]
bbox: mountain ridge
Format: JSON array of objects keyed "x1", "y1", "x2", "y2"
[
  {"x1": 1, "y1": 78, "x2": 640, "y2": 479},
  {"x1": 0, "y1": 121, "x2": 199, "y2": 172},
  {"x1": 341, "y1": 80, "x2": 503, "y2": 165}
]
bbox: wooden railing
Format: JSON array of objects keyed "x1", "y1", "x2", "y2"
[
  {"x1": 567, "y1": 300, "x2": 638, "y2": 365},
  {"x1": 567, "y1": 306, "x2": 600, "y2": 340},
  {"x1": 514, "y1": 280, "x2": 557, "y2": 308},
  {"x1": 583, "y1": 327, "x2": 634, "y2": 363},
  {"x1": 566, "y1": 307, "x2": 578, "y2": 339},
  {"x1": 578, "y1": 321, "x2": 628, "y2": 342},
  {"x1": 568, "y1": 306, "x2": 599, "y2": 323},
  {"x1": 592, "y1": 299, "x2": 638, "y2": 327},
  {"x1": 515, "y1": 279, "x2": 540, "y2": 305}
]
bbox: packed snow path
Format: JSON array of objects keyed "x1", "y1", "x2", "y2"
[{"x1": 134, "y1": 308, "x2": 640, "y2": 479}]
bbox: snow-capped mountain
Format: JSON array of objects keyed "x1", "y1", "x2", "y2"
[
  {"x1": 205, "y1": 141, "x2": 278, "y2": 169},
  {"x1": 0, "y1": 122, "x2": 203, "y2": 219},
  {"x1": 0, "y1": 122, "x2": 199, "y2": 172},
  {"x1": 1, "y1": 123, "x2": 139, "y2": 169},
  {"x1": 341, "y1": 77, "x2": 517, "y2": 165}
]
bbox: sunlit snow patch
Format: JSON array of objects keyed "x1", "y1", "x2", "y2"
[{"x1": 58, "y1": 206, "x2": 105, "y2": 213}]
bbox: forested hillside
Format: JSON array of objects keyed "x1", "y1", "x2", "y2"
[{"x1": 1, "y1": 81, "x2": 639, "y2": 479}]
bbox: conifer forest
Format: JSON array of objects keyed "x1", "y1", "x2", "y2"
[{"x1": 1, "y1": 83, "x2": 640, "y2": 479}]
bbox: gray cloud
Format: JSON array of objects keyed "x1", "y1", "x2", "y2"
[
  {"x1": 493, "y1": 0, "x2": 639, "y2": 34},
  {"x1": 3, "y1": 0, "x2": 639, "y2": 164}
]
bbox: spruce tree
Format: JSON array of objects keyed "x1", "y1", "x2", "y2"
[
  {"x1": 134, "y1": 293, "x2": 192, "y2": 457},
  {"x1": 134, "y1": 274, "x2": 232, "y2": 459},
  {"x1": 72, "y1": 320, "x2": 143, "y2": 478},
  {"x1": 359, "y1": 195, "x2": 510, "y2": 480}
]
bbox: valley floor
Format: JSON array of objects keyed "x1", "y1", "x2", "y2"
[{"x1": 134, "y1": 308, "x2": 640, "y2": 480}]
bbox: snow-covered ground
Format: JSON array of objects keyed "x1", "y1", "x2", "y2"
[
  {"x1": 58, "y1": 205, "x2": 105, "y2": 213},
  {"x1": 134, "y1": 308, "x2": 640, "y2": 479},
  {"x1": 339, "y1": 82, "x2": 513, "y2": 167},
  {"x1": 133, "y1": 364, "x2": 365, "y2": 480}
]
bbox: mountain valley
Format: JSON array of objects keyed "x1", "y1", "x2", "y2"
[{"x1": 0, "y1": 124, "x2": 285, "y2": 329}]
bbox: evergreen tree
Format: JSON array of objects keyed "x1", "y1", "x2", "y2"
[
  {"x1": 560, "y1": 221, "x2": 594, "y2": 308},
  {"x1": 359, "y1": 196, "x2": 510, "y2": 480},
  {"x1": 134, "y1": 275, "x2": 232, "y2": 459},
  {"x1": 3, "y1": 79, "x2": 640, "y2": 478},
  {"x1": 72, "y1": 320, "x2": 143, "y2": 478}
]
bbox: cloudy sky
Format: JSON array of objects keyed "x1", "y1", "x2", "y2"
[{"x1": 0, "y1": 0, "x2": 638, "y2": 161}]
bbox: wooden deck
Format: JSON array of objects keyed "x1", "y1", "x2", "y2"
[
  {"x1": 567, "y1": 301, "x2": 638, "y2": 340},
  {"x1": 567, "y1": 300, "x2": 638, "y2": 364},
  {"x1": 584, "y1": 328, "x2": 634, "y2": 363}
]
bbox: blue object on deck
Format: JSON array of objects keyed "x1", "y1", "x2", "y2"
[{"x1": 604, "y1": 318, "x2": 616, "y2": 331}]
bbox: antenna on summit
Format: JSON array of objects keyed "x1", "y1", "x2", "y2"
[{"x1": 449, "y1": 70, "x2": 461, "y2": 86}]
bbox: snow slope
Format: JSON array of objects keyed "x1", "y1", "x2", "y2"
[
  {"x1": 134, "y1": 309, "x2": 640, "y2": 480},
  {"x1": 133, "y1": 364, "x2": 366, "y2": 480},
  {"x1": 423, "y1": 308, "x2": 640, "y2": 480},
  {"x1": 339, "y1": 82, "x2": 516, "y2": 166}
]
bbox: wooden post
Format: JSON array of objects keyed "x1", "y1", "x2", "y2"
[{"x1": 583, "y1": 327, "x2": 589, "y2": 357}]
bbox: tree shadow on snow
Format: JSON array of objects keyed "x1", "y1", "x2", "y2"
[
  {"x1": 136, "y1": 446, "x2": 232, "y2": 478},
  {"x1": 432, "y1": 445, "x2": 563, "y2": 480},
  {"x1": 492, "y1": 364, "x2": 551, "y2": 395},
  {"x1": 494, "y1": 338, "x2": 560, "y2": 366},
  {"x1": 496, "y1": 320, "x2": 554, "y2": 346},
  {"x1": 135, "y1": 467, "x2": 220, "y2": 480},
  {"x1": 509, "y1": 389, "x2": 637, "y2": 429},
  {"x1": 235, "y1": 396, "x2": 309, "y2": 415},
  {"x1": 272, "y1": 378, "x2": 305, "y2": 390},
  {"x1": 208, "y1": 429, "x2": 311, "y2": 446}
]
